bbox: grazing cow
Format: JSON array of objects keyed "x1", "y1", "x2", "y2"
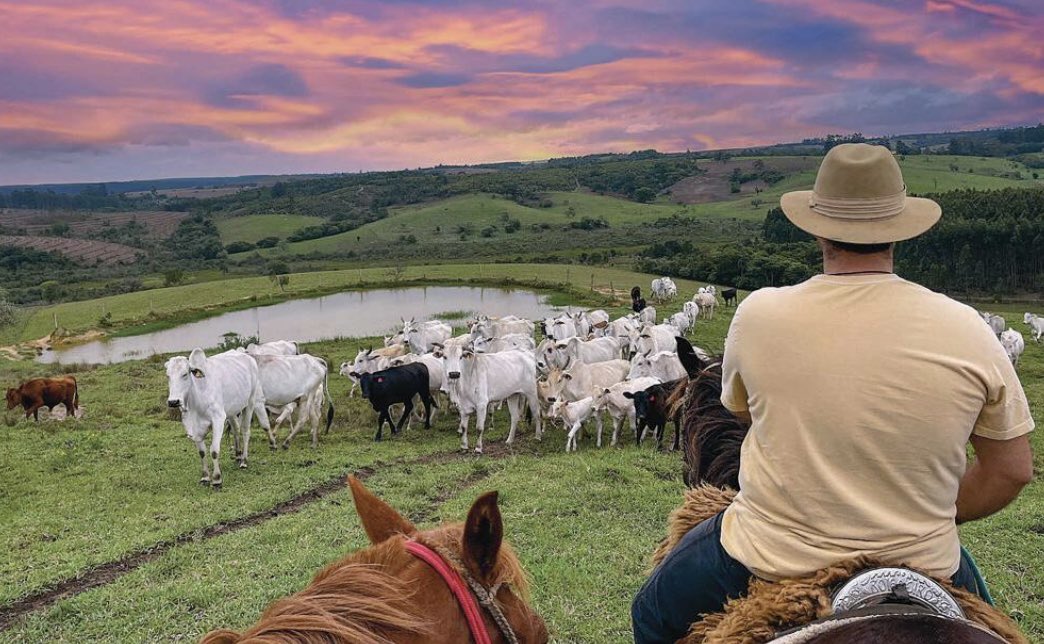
[
  {"x1": 541, "y1": 314, "x2": 577, "y2": 341},
  {"x1": 682, "y1": 301, "x2": 700, "y2": 324},
  {"x1": 624, "y1": 379, "x2": 686, "y2": 450},
  {"x1": 438, "y1": 345, "x2": 542, "y2": 453},
  {"x1": 629, "y1": 350, "x2": 687, "y2": 382},
  {"x1": 1000, "y1": 328, "x2": 1026, "y2": 367},
  {"x1": 6, "y1": 377, "x2": 78, "y2": 421},
  {"x1": 651, "y1": 277, "x2": 677, "y2": 302},
  {"x1": 721, "y1": 287, "x2": 738, "y2": 307},
  {"x1": 694, "y1": 290, "x2": 717, "y2": 320},
  {"x1": 595, "y1": 376, "x2": 661, "y2": 447},
  {"x1": 549, "y1": 397, "x2": 599, "y2": 452},
  {"x1": 253, "y1": 354, "x2": 334, "y2": 449},
  {"x1": 341, "y1": 344, "x2": 409, "y2": 397},
  {"x1": 245, "y1": 340, "x2": 299, "y2": 356},
  {"x1": 633, "y1": 323, "x2": 678, "y2": 356},
  {"x1": 165, "y1": 349, "x2": 271, "y2": 488},
  {"x1": 638, "y1": 305, "x2": 657, "y2": 325},
  {"x1": 359, "y1": 364, "x2": 436, "y2": 441},
  {"x1": 1024, "y1": 313, "x2": 1044, "y2": 342},
  {"x1": 402, "y1": 318, "x2": 452, "y2": 354},
  {"x1": 470, "y1": 315, "x2": 534, "y2": 339},
  {"x1": 980, "y1": 312, "x2": 1005, "y2": 337},
  {"x1": 545, "y1": 336, "x2": 623, "y2": 370},
  {"x1": 473, "y1": 333, "x2": 536, "y2": 354}
]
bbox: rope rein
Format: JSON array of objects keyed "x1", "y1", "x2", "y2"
[{"x1": 429, "y1": 542, "x2": 521, "y2": 644}]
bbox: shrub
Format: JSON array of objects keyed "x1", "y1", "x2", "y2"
[
  {"x1": 480, "y1": 226, "x2": 497, "y2": 238},
  {"x1": 255, "y1": 236, "x2": 280, "y2": 248},
  {"x1": 218, "y1": 331, "x2": 259, "y2": 352},
  {"x1": 224, "y1": 241, "x2": 256, "y2": 254},
  {"x1": 163, "y1": 269, "x2": 185, "y2": 287}
]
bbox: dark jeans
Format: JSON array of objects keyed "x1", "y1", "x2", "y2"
[{"x1": 631, "y1": 512, "x2": 983, "y2": 644}]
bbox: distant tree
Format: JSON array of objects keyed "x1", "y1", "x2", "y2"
[
  {"x1": 255, "y1": 236, "x2": 279, "y2": 248},
  {"x1": 0, "y1": 288, "x2": 16, "y2": 328},
  {"x1": 224, "y1": 241, "x2": 256, "y2": 254},
  {"x1": 163, "y1": 269, "x2": 185, "y2": 287},
  {"x1": 634, "y1": 187, "x2": 656, "y2": 203},
  {"x1": 49, "y1": 222, "x2": 70, "y2": 237},
  {"x1": 41, "y1": 280, "x2": 63, "y2": 302}
]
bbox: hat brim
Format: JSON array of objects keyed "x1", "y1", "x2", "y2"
[{"x1": 779, "y1": 191, "x2": 941, "y2": 244}]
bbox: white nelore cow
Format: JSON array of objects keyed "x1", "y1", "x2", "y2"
[
  {"x1": 665, "y1": 311, "x2": 693, "y2": 335},
  {"x1": 253, "y1": 353, "x2": 334, "y2": 449},
  {"x1": 638, "y1": 305, "x2": 657, "y2": 325},
  {"x1": 470, "y1": 315, "x2": 535, "y2": 339},
  {"x1": 683, "y1": 301, "x2": 700, "y2": 324},
  {"x1": 165, "y1": 348, "x2": 271, "y2": 488},
  {"x1": 341, "y1": 344, "x2": 409, "y2": 397},
  {"x1": 1000, "y1": 328, "x2": 1026, "y2": 367},
  {"x1": 576, "y1": 310, "x2": 611, "y2": 337},
  {"x1": 245, "y1": 340, "x2": 299, "y2": 356},
  {"x1": 606, "y1": 315, "x2": 640, "y2": 345},
  {"x1": 549, "y1": 397, "x2": 600, "y2": 452},
  {"x1": 402, "y1": 318, "x2": 453, "y2": 354},
  {"x1": 439, "y1": 345, "x2": 542, "y2": 453},
  {"x1": 472, "y1": 333, "x2": 536, "y2": 354},
  {"x1": 545, "y1": 336, "x2": 623, "y2": 370},
  {"x1": 651, "y1": 277, "x2": 677, "y2": 302},
  {"x1": 633, "y1": 323, "x2": 678, "y2": 356},
  {"x1": 545, "y1": 359, "x2": 630, "y2": 404},
  {"x1": 980, "y1": 312, "x2": 1005, "y2": 337},
  {"x1": 694, "y1": 291, "x2": 717, "y2": 320},
  {"x1": 542, "y1": 315, "x2": 578, "y2": 341},
  {"x1": 1023, "y1": 313, "x2": 1044, "y2": 342},
  {"x1": 595, "y1": 376, "x2": 661, "y2": 447},
  {"x1": 629, "y1": 350, "x2": 688, "y2": 381}
]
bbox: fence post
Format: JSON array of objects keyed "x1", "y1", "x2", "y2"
[
  {"x1": 590, "y1": 273, "x2": 595, "y2": 291},
  {"x1": 53, "y1": 313, "x2": 58, "y2": 329}
]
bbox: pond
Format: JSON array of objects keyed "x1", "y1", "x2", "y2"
[{"x1": 37, "y1": 286, "x2": 577, "y2": 365}]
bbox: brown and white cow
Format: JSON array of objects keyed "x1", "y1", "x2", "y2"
[{"x1": 6, "y1": 377, "x2": 79, "y2": 421}]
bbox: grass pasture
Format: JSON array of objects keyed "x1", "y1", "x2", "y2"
[
  {"x1": 216, "y1": 214, "x2": 324, "y2": 245},
  {"x1": 0, "y1": 283, "x2": 1042, "y2": 642}
]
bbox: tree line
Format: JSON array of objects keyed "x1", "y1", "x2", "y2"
[{"x1": 639, "y1": 187, "x2": 1044, "y2": 295}]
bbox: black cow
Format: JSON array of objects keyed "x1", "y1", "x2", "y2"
[
  {"x1": 624, "y1": 378, "x2": 685, "y2": 450},
  {"x1": 359, "y1": 364, "x2": 436, "y2": 441},
  {"x1": 722, "y1": 287, "x2": 738, "y2": 308}
]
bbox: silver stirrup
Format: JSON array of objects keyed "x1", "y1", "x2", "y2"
[{"x1": 832, "y1": 567, "x2": 965, "y2": 619}]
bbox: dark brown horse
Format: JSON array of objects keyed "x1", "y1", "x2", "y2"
[
  {"x1": 662, "y1": 338, "x2": 1025, "y2": 643},
  {"x1": 202, "y1": 477, "x2": 548, "y2": 644}
]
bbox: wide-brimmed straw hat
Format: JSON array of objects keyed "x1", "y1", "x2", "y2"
[{"x1": 780, "y1": 143, "x2": 941, "y2": 244}]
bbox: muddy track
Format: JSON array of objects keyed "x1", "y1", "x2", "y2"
[{"x1": 0, "y1": 441, "x2": 526, "y2": 631}]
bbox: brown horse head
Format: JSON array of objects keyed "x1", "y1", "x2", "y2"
[
  {"x1": 676, "y1": 352, "x2": 749, "y2": 490},
  {"x1": 5, "y1": 387, "x2": 20, "y2": 410},
  {"x1": 202, "y1": 476, "x2": 548, "y2": 644}
]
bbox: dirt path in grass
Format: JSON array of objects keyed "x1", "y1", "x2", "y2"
[{"x1": 0, "y1": 441, "x2": 523, "y2": 631}]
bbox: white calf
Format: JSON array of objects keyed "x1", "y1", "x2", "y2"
[
  {"x1": 254, "y1": 354, "x2": 333, "y2": 449},
  {"x1": 595, "y1": 376, "x2": 661, "y2": 447},
  {"x1": 1024, "y1": 313, "x2": 1044, "y2": 342},
  {"x1": 550, "y1": 397, "x2": 599, "y2": 452}
]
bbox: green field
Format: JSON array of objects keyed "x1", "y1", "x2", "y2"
[
  {"x1": 0, "y1": 278, "x2": 1041, "y2": 642},
  {"x1": 215, "y1": 214, "x2": 324, "y2": 244},
  {"x1": 269, "y1": 155, "x2": 1044, "y2": 259}
]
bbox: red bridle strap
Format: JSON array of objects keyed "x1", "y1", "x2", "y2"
[{"x1": 405, "y1": 540, "x2": 494, "y2": 644}]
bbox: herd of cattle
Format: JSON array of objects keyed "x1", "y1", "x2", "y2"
[
  {"x1": 982, "y1": 311, "x2": 1044, "y2": 367},
  {"x1": 5, "y1": 278, "x2": 1043, "y2": 489}
]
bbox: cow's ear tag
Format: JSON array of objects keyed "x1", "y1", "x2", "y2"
[
  {"x1": 377, "y1": 377, "x2": 384, "y2": 383},
  {"x1": 191, "y1": 369, "x2": 204, "y2": 379},
  {"x1": 649, "y1": 395, "x2": 656, "y2": 402}
]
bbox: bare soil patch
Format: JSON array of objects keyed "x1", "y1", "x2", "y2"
[{"x1": 669, "y1": 157, "x2": 819, "y2": 204}]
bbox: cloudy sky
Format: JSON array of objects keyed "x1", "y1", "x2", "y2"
[{"x1": 1, "y1": 0, "x2": 1041, "y2": 184}]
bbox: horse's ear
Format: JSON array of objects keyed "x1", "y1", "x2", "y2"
[
  {"x1": 462, "y1": 490, "x2": 503, "y2": 586},
  {"x1": 675, "y1": 336, "x2": 706, "y2": 378},
  {"x1": 348, "y1": 476, "x2": 416, "y2": 544}
]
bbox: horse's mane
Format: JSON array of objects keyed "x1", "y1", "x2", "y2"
[
  {"x1": 202, "y1": 525, "x2": 530, "y2": 644},
  {"x1": 673, "y1": 358, "x2": 749, "y2": 490}
]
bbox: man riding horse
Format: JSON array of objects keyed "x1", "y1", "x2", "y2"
[{"x1": 632, "y1": 144, "x2": 1035, "y2": 643}]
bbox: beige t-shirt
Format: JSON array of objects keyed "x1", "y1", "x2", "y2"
[{"x1": 720, "y1": 273, "x2": 1034, "y2": 580}]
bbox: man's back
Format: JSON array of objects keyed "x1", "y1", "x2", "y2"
[{"x1": 720, "y1": 273, "x2": 1033, "y2": 580}]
